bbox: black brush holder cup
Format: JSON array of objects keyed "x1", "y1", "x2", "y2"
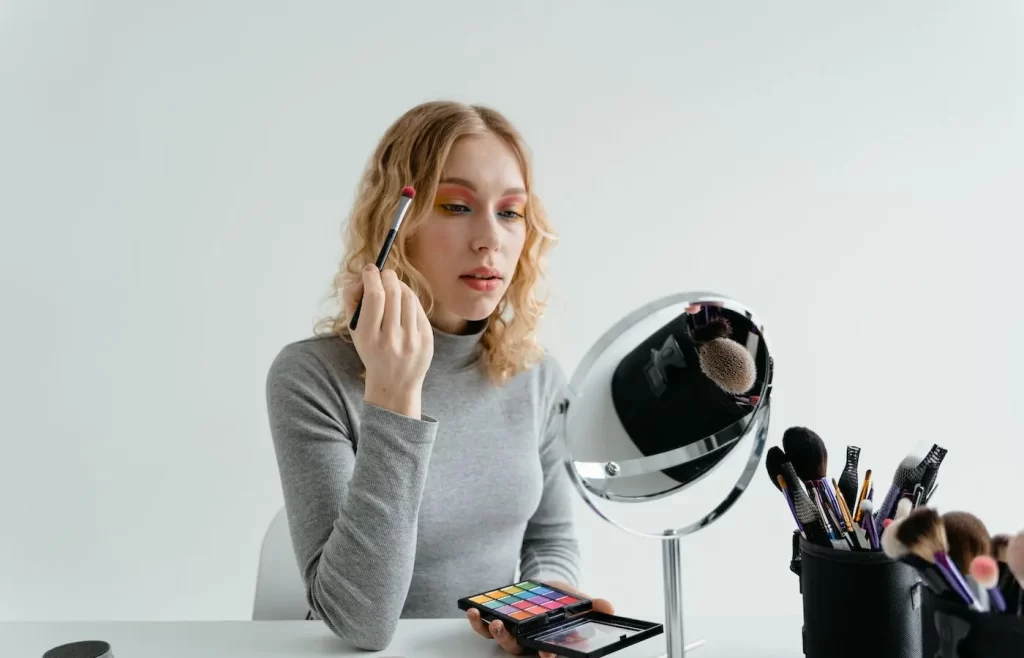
[
  {"x1": 920, "y1": 586, "x2": 1024, "y2": 657},
  {"x1": 790, "y1": 533, "x2": 923, "y2": 658}
]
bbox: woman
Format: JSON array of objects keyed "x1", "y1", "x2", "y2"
[{"x1": 266, "y1": 100, "x2": 613, "y2": 655}]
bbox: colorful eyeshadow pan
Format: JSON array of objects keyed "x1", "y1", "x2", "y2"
[
  {"x1": 469, "y1": 595, "x2": 490, "y2": 604},
  {"x1": 497, "y1": 605, "x2": 518, "y2": 614},
  {"x1": 556, "y1": 595, "x2": 578, "y2": 604},
  {"x1": 528, "y1": 595, "x2": 548, "y2": 604},
  {"x1": 509, "y1": 611, "x2": 531, "y2": 620},
  {"x1": 499, "y1": 596, "x2": 519, "y2": 604},
  {"x1": 513, "y1": 601, "x2": 532, "y2": 610},
  {"x1": 484, "y1": 600, "x2": 503, "y2": 609},
  {"x1": 485, "y1": 590, "x2": 505, "y2": 598},
  {"x1": 515, "y1": 581, "x2": 538, "y2": 589},
  {"x1": 542, "y1": 601, "x2": 562, "y2": 609},
  {"x1": 501, "y1": 586, "x2": 523, "y2": 594},
  {"x1": 526, "y1": 605, "x2": 546, "y2": 614}
]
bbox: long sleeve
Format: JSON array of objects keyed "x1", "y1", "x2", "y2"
[
  {"x1": 265, "y1": 344, "x2": 437, "y2": 651},
  {"x1": 519, "y1": 361, "x2": 582, "y2": 587}
]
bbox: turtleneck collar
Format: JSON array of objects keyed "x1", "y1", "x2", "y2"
[{"x1": 430, "y1": 319, "x2": 487, "y2": 372}]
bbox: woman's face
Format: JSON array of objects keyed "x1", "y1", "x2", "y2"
[{"x1": 409, "y1": 132, "x2": 529, "y2": 334}]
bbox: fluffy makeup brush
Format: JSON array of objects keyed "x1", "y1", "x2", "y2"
[
  {"x1": 783, "y1": 427, "x2": 850, "y2": 534},
  {"x1": 882, "y1": 513, "x2": 951, "y2": 595},
  {"x1": 781, "y1": 427, "x2": 827, "y2": 481},
  {"x1": 837, "y1": 446, "x2": 860, "y2": 511},
  {"x1": 765, "y1": 446, "x2": 789, "y2": 491},
  {"x1": 895, "y1": 497, "x2": 913, "y2": 520},
  {"x1": 970, "y1": 555, "x2": 1007, "y2": 613},
  {"x1": 895, "y1": 508, "x2": 980, "y2": 609},
  {"x1": 691, "y1": 318, "x2": 757, "y2": 395},
  {"x1": 859, "y1": 499, "x2": 880, "y2": 550},
  {"x1": 942, "y1": 511, "x2": 992, "y2": 575}
]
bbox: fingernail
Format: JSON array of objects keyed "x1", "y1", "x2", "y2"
[{"x1": 364, "y1": 264, "x2": 375, "y2": 272}]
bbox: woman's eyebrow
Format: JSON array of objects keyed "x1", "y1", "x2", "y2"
[{"x1": 440, "y1": 177, "x2": 525, "y2": 196}]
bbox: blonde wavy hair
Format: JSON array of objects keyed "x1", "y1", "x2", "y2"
[{"x1": 316, "y1": 100, "x2": 557, "y2": 385}]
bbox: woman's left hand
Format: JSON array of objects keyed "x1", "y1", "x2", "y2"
[{"x1": 466, "y1": 581, "x2": 614, "y2": 656}]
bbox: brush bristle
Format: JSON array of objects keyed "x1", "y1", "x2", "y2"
[
  {"x1": 690, "y1": 317, "x2": 731, "y2": 342},
  {"x1": 765, "y1": 447, "x2": 788, "y2": 491},
  {"x1": 400, "y1": 185, "x2": 415, "y2": 198},
  {"x1": 895, "y1": 507, "x2": 945, "y2": 562},
  {"x1": 1007, "y1": 531, "x2": 1024, "y2": 585},
  {"x1": 970, "y1": 555, "x2": 1000, "y2": 589},
  {"x1": 942, "y1": 511, "x2": 991, "y2": 575},
  {"x1": 698, "y1": 338, "x2": 756, "y2": 394},
  {"x1": 895, "y1": 497, "x2": 913, "y2": 520},
  {"x1": 992, "y1": 534, "x2": 1011, "y2": 561},
  {"x1": 781, "y1": 426, "x2": 828, "y2": 481},
  {"x1": 882, "y1": 514, "x2": 909, "y2": 559}
]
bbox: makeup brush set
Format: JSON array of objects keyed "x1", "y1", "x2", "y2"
[{"x1": 769, "y1": 426, "x2": 1024, "y2": 656}]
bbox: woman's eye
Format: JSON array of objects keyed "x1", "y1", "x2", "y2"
[
  {"x1": 498, "y1": 209, "x2": 525, "y2": 220},
  {"x1": 440, "y1": 203, "x2": 471, "y2": 213}
]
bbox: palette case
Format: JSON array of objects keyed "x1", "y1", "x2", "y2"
[{"x1": 457, "y1": 581, "x2": 664, "y2": 658}]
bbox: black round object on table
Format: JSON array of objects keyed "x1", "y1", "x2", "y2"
[{"x1": 42, "y1": 640, "x2": 113, "y2": 658}]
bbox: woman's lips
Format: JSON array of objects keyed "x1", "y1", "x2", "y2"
[{"x1": 459, "y1": 275, "x2": 502, "y2": 292}]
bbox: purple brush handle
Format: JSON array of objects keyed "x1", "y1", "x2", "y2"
[
  {"x1": 781, "y1": 488, "x2": 804, "y2": 532},
  {"x1": 989, "y1": 586, "x2": 1007, "y2": 612},
  {"x1": 933, "y1": 552, "x2": 979, "y2": 608}
]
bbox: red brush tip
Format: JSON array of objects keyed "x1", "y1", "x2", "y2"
[
  {"x1": 970, "y1": 555, "x2": 999, "y2": 588},
  {"x1": 882, "y1": 518, "x2": 894, "y2": 529},
  {"x1": 401, "y1": 186, "x2": 415, "y2": 199}
]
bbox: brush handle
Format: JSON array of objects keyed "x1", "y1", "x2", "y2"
[
  {"x1": 875, "y1": 481, "x2": 906, "y2": 522},
  {"x1": 934, "y1": 552, "x2": 982, "y2": 610},
  {"x1": 838, "y1": 446, "x2": 860, "y2": 510},
  {"x1": 348, "y1": 228, "x2": 400, "y2": 330},
  {"x1": 989, "y1": 585, "x2": 1008, "y2": 613}
]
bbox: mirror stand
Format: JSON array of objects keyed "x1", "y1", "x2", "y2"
[{"x1": 662, "y1": 534, "x2": 698, "y2": 657}]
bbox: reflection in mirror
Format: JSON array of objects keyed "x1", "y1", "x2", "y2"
[{"x1": 564, "y1": 296, "x2": 772, "y2": 505}]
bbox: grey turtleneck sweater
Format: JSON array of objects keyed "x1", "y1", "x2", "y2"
[{"x1": 265, "y1": 323, "x2": 580, "y2": 651}]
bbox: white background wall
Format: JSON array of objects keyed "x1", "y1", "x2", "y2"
[{"x1": 2, "y1": 0, "x2": 1022, "y2": 635}]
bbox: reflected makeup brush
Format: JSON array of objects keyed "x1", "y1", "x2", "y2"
[
  {"x1": 837, "y1": 446, "x2": 860, "y2": 511},
  {"x1": 348, "y1": 185, "x2": 416, "y2": 330},
  {"x1": 971, "y1": 556, "x2": 1007, "y2": 613},
  {"x1": 895, "y1": 508, "x2": 983, "y2": 610}
]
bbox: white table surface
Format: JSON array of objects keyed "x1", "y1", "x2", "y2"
[{"x1": 0, "y1": 617, "x2": 801, "y2": 657}]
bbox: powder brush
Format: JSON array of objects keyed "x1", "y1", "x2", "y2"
[{"x1": 895, "y1": 508, "x2": 981, "y2": 610}]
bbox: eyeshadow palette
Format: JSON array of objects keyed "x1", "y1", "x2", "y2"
[
  {"x1": 457, "y1": 581, "x2": 589, "y2": 633},
  {"x1": 457, "y1": 581, "x2": 663, "y2": 658}
]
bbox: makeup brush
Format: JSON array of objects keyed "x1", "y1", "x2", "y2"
[
  {"x1": 782, "y1": 427, "x2": 846, "y2": 528},
  {"x1": 853, "y1": 469, "x2": 872, "y2": 523},
  {"x1": 876, "y1": 444, "x2": 947, "y2": 521},
  {"x1": 780, "y1": 462, "x2": 830, "y2": 546},
  {"x1": 894, "y1": 497, "x2": 913, "y2": 520},
  {"x1": 919, "y1": 463, "x2": 939, "y2": 505},
  {"x1": 942, "y1": 511, "x2": 991, "y2": 576},
  {"x1": 348, "y1": 185, "x2": 416, "y2": 330},
  {"x1": 970, "y1": 555, "x2": 1007, "y2": 613},
  {"x1": 776, "y1": 475, "x2": 804, "y2": 535},
  {"x1": 765, "y1": 446, "x2": 789, "y2": 491},
  {"x1": 992, "y1": 534, "x2": 1011, "y2": 562},
  {"x1": 874, "y1": 455, "x2": 919, "y2": 522},
  {"x1": 691, "y1": 318, "x2": 757, "y2": 395},
  {"x1": 895, "y1": 508, "x2": 981, "y2": 610},
  {"x1": 883, "y1": 513, "x2": 952, "y2": 595},
  {"x1": 837, "y1": 446, "x2": 860, "y2": 511},
  {"x1": 859, "y1": 499, "x2": 880, "y2": 550},
  {"x1": 1008, "y1": 532, "x2": 1024, "y2": 587}
]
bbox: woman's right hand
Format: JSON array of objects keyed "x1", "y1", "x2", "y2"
[{"x1": 345, "y1": 264, "x2": 434, "y2": 418}]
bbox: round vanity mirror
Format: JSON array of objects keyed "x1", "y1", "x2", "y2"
[{"x1": 558, "y1": 292, "x2": 774, "y2": 656}]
